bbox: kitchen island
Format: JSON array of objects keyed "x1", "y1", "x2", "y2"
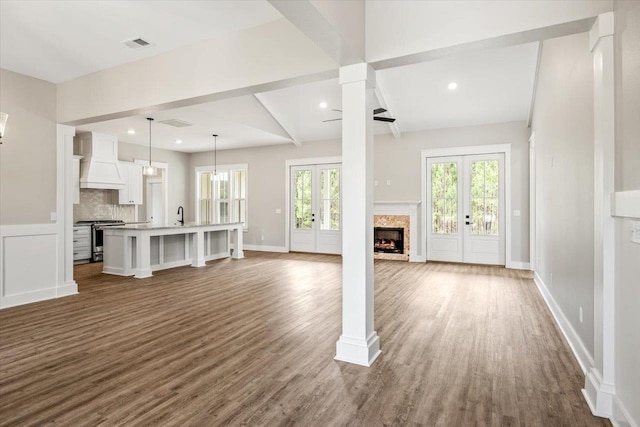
[{"x1": 102, "y1": 222, "x2": 244, "y2": 278}]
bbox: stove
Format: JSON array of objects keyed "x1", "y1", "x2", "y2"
[{"x1": 76, "y1": 220, "x2": 125, "y2": 262}]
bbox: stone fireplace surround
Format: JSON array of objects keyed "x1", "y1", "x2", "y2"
[{"x1": 373, "y1": 201, "x2": 421, "y2": 262}]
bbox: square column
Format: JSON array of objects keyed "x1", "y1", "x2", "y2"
[
  {"x1": 335, "y1": 63, "x2": 381, "y2": 367},
  {"x1": 584, "y1": 11, "x2": 616, "y2": 418}
]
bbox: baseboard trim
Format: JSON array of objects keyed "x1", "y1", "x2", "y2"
[
  {"x1": 205, "y1": 252, "x2": 230, "y2": 262},
  {"x1": 57, "y1": 281, "x2": 78, "y2": 297},
  {"x1": 1, "y1": 287, "x2": 58, "y2": 309},
  {"x1": 506, "y1": 261, "x2": 531, "y2": 270},
  {"x1": 533, "y1": 271, "x2": 594, "y2": 374},
  {"x1": 612, "y1": 394, "x2": 638, "y2": 427},
  {"x1": 242, "y1": 244, "x2": 288, "y2": 253}
]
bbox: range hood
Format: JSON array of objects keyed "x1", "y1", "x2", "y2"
[{"x1": 76, "y1": 132, "x2": 126, "y2": 190}]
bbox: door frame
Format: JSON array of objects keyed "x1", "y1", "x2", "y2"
[
  {"x1": 285, "y1": 156, "x2": 342, "y2": 253},
  {"x1": 134, "y1": 159, "x2": 169, "y2": 224},
  {"x1": 421, "y1": 144, "x2": 513, "y2": 267}
]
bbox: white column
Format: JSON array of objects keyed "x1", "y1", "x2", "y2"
[
  {"x1": 134, "y1": 233, "x2": 153, "y2": 278},
  {"x1": 232, "y1": 226, "x2": 244, "y2": 259},
  {"x1": 192, "y1": 230, "x2": 206, "y2": 267},
  {"x1": 584, "y1": 11, "x2": 616, "y2": 418},
  {"x1": 335, "y1": 63, "x2": 381, "y2": 367},
  {"x1": 56, "y1": 124, "x2": 78, "y2": 296}
]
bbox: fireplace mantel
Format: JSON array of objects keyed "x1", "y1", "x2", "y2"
[{"x1": 374, "y1": 201, "x2": 422, "y2": 262}]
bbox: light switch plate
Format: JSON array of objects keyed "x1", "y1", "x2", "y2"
[
  {"x1": 275, "y1": 208, "x2": 282, "y2": 214},
  {"x1": 513, "y1": 210, "x2": 521, "y2": 217},
  {"x1": 50, "y1": 212, "x2": 57, "y2": 221}
]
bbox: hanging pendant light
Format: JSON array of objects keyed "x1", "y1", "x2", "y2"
[
  {"x1": 212, "y1": 134, "x2": 218, "y2": 181},
  {"x1": 143, "y1": 117, "x2": 156, "y2": 176}
]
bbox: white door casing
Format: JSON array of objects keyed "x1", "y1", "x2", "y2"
[
  {"x1": 426, "y1": 152, "x2": 506, "y2": 266},
  {"x1": 289, "y1": 163, "x2": 342, "y2": 254}
]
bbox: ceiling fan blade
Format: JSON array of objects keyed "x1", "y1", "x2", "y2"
[
  {"x1": 373, "y1": 108, "x2": 387, "y2": 115},
  {"x1": 322, "y1": 118, "x2": 343, "y2": 122},
  {"x1": 374, "y1": 117, "x2": 396, "y2": 123}
]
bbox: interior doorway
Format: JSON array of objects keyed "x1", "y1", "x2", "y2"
[{"x1": 147, "y1": 178, "x2": 164, "y2": 225}]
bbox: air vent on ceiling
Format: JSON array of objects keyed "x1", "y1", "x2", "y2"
[
  {"x1": 157, "y1": 119, "x2": 193, "y2": 128},
  {"x1": 122, "y1": 37, "x2": 152, "y2": 49}
]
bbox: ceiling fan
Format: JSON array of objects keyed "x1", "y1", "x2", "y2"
[{"x1": 322, "y1": 108, "x2": 396, "y2": 123}]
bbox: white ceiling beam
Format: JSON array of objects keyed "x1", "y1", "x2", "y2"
[
  {"x1": 268, "y1": 0, "x2": 363, "y2": 66},
  {"x1": 374, "y1": 83, "x2": 401, "y2": 140},
  {"x1": 253, "y1": 94, "x2": 302, "y2": 147},
  {"x1": 370, "y1": 17, "x2": 595, "y2": 70}
]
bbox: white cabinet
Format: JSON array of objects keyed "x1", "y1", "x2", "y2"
[
  {"x1": 117, "y1": 162, "x2": 143, "y2": 205},
  {"x1": 73, "y1": 225, "x2": 91, "y2": 263}
]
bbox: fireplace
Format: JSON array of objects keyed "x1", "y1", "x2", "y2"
[{"x1": 374, "y1": 227, "x2": 404, "y2": 254}]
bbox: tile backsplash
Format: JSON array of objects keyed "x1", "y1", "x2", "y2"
[{"x1": 74, "y1": 189, "x2": 136, "y2": 223}]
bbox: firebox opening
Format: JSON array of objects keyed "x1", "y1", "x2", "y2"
[{"x1": 374, "y1": 227, "x2": 404, "y2": 254}]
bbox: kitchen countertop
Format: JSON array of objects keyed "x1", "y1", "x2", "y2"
[{"x1": 103, "y1": 221, "x2": 243, "y2": 231}]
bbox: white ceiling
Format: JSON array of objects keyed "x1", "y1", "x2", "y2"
[
  {"x1": 77, "y1": 42, "x2": 538, "y2": 152},
  {"x1": 76, "y1": 95, "x2": 293, "y2": 153},
  {"x1": 377, "y1": 42, "x2": 539, "y2": 131},
  {"x1": 2, "y1": 1, "x2": 538, "y2": 151},
  {"x1": 0, "y1": 0, "x2": 281, "y2": 83}
]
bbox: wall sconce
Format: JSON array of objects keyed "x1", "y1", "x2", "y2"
[{"x1": 0, "y1": 112, "x2": 8, "y2": 144}]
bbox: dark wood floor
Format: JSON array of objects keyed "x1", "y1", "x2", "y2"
[{"x1": 0, "y1": 252, "x2": 609, "y2": 426}]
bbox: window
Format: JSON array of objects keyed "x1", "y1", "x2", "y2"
[
  {"x1": 431, "y1": 162, "x2": 458, "y2": 234},
  {"x1": 196, "y1": 164, "x2": 248, "y2": 228}
]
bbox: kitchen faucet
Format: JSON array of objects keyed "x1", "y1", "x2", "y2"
[{"x1": 177, "y1": 206, "x2": 184, "y2": 226}]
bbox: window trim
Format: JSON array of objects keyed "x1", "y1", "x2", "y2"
[{"x1": 195, "y1": 163, "x2": 248, "y2": 230}]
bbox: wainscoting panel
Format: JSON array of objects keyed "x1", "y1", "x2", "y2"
[{"x1": 0, "y1": 224, "x2": 59, "y2": 309}]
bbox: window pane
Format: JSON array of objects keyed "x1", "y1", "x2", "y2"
[
  {"x1": 485, "y1": 198, "x2": 499, "y2": 235},
  {"x1": 218, "y1": 201, "x2": 229, "y2": 223},
  {"x1": 471, "y1": 198, "x2": 484, "y2": 235},
  {"x1": 471, "y1": 161, "x2": 484, "y2": 198},
  {"x1": 200, "y1": 173, "x2": 212, "y2": 199},
  {"x1": 234, "y1": 170, "x2": 246, "y2": 199},
  {"x1": 330, "y1": 199, "x2": 340, "y2": 230},
  {"x1": 484, "y1": 160, "x2": 499, "y2": 198},
  {"x1": 237, "y1": 199, "x2": 246, "y2": 225},
  {"x1": 200, "y1": 199, "x2": 211, "y2": 223},
  {"x1": 431, "y1": 162, "x2": 457, "y2": 234},
  {"x1": 431, "y1": 164, "x2": 443, "y2": 199}
]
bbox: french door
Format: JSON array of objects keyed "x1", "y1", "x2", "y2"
[
  {"x1": 290, "y1": 164, "x2": 342, "y2": 254},
  {"x1": 426, "y1": 153, "x2": 505, "y2": 265}
]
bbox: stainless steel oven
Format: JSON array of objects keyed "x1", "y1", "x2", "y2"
[{"x1": 76, "y1": 220, "x2": 124, "y2": 262}]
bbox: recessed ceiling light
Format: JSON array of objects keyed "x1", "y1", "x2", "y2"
[
  {"x1": 448, "y1": 82, "x2": 458, "y2": 90},
  {"x1": 175, "y1": 139, "x2": 182, "y2": 144},
  {"x1": 319, "y1": 101, "x2": 328, "y2": 109},
  {"x1": 127, "y1": 129, "x2": 135, "y2": 135}
]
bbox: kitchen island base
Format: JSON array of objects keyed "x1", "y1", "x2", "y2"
[{"x1": 102, "y1": 223, "x2": 244, "y2": 278}]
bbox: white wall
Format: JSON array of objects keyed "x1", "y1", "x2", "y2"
[
  {"x1": 189, "y1": 121, "x2": 529, "y2": 261},
  {"x1": 375, "y1": 122, "x2": 530, "y2": 263},
  {"x1": 531, "y1": 32, "x2": 596, "y2": 357},
  {"x1": 613, "y1": 1, "x2": 640, "y2": 425},
  {"x1": 366, "y1": 1, "x2": 613, "y2": 63},
  {"x1": 0, "y1": 70, "x2": 74, "y2": 308},
  {"x1": 0, "y1": 69, "x2": 57, "y2": 225}
]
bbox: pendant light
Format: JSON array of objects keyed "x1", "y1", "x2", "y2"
[
  {"x1": 212, "y1": 134, "x2": 218, "y2": 181},
  {"x1": 143, "y1": 117, "x2": 156, "y2": 176}
]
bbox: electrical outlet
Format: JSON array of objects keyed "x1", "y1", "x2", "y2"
[
  {"x1": 579, "y1": 307, "x2": 583, "y2": 323},
  {"x1": 50, "y1": 212, "x2": 57, "y2": 221},
  {"x1": 550, "y1": 273, "x2": 553, "y2": 284},
  {"x1": 513, "y1": 210, "x2": 521, "y2": 217},
  {"x1": 386, "y1": 180, "x2": 391, "y2": 185},
  {"x1": 374, "y1": 180, "x2": 379, "y2": 186},
  {"x1": 261, "y1": 235, "x2": 265, "y2": 241},
  {"x1": 275, "y1": 208, "x2": 281, "y2": 214}
]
